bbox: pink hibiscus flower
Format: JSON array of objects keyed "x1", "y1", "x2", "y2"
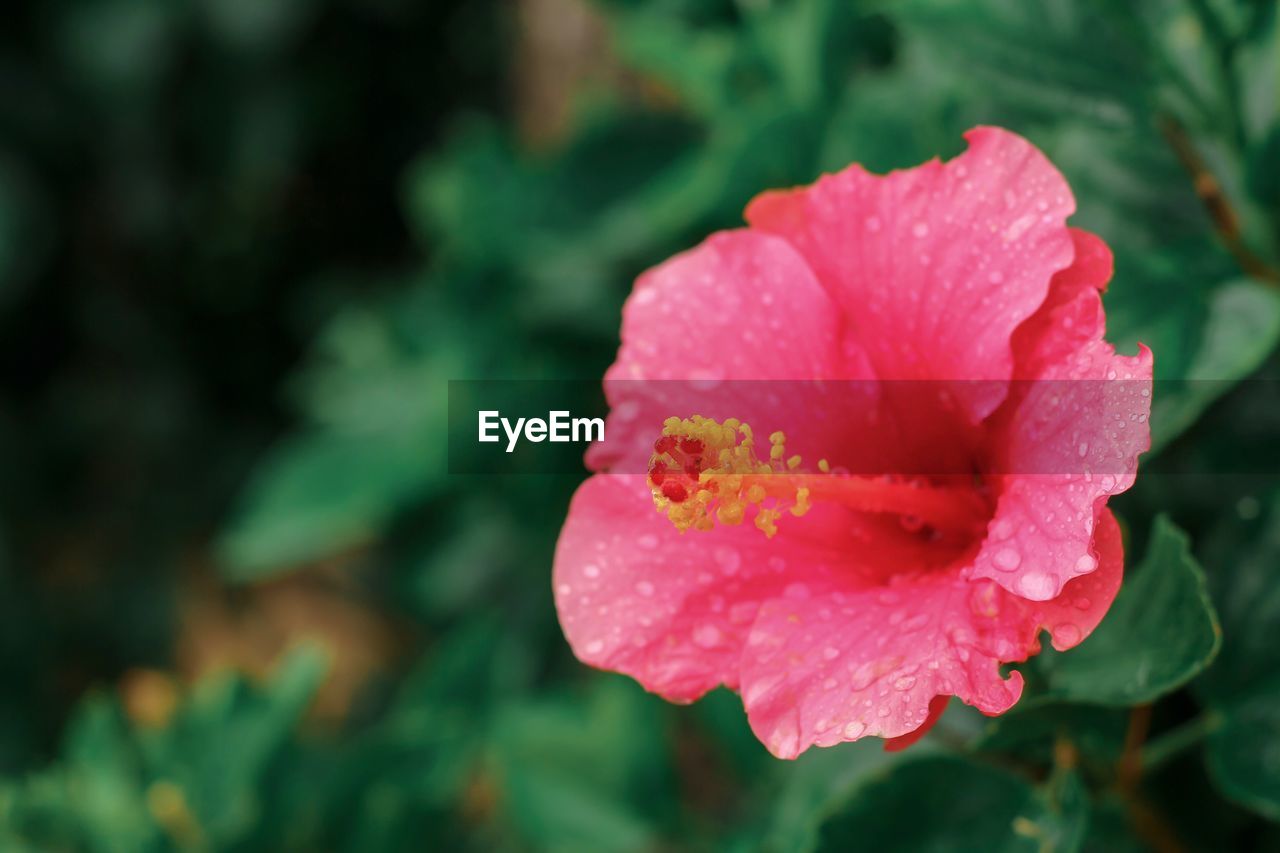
[{"x1": 553, "y1": 127, "x2": 1153, "y2": 758}]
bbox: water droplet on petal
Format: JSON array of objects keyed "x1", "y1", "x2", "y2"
[
  {"x1": 784, "y1": 583, "x2": 810, "y2": 600},
  {"x1": 1017, "y1": 571, "x2": 1057, "y2": 599},
  {"x1": 693, "y1": 625, "x2": 722, "y2": 648},
  {"x1": 635, "y1": 581, "x2": 655, "y2": 597},
  {"x1": 993, "y1": 548, "x2": 1022, "y2": 571},
  {"x1": 1075, "y1": 554, "x2": 1098, "y2": 574},
  {"x1": 902, "y1": 614, "x2": 930, "y2": 632},
  {"x1": 715, "y1": 547, "x2": 741, "y2": 575},
  {"x1": 744, "y1": 672, "x2": 783, "y2": 704},
  {"x1": 849, "y1": 663, "x2": 877, "y2": 691},
  {"x1": 637, "y1": 535, "x2": 659, "y2": 550},
  {"x1": 770, "y1": 721, "x2": 800, "y2": 759},
  {"x1": 843, "y1": 721, "x2": 866, "y2": 739},
  {"x1": 1052, "y1": 623, "x2": 1082, "y2": 647}
]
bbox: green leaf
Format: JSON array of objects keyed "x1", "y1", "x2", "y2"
[
  {"x1": 218, "y1": 429, "x2": 436, "y2": 577},
  {"x1": 894, "y1": 0, "x2": 1149, "y2": 126},
  {"x1": 1030, "y1": 767, "x2": 1091, "y2": 853},
  {"x1": 815, "y1": 755, "x2": 1088, "y2": 852},
  {"x1": 976, "y1": 704, "x2": 1130, "y2": 769},
  {"x1": 757, "y1": 739, "x2": 905, "y2": 853},
  {"x1": 218, "y1": 287, "x2": 460, "y2": 579},
  {"x1": 154, "y1": 646, "x2": 327, "y2": 846},
  {"x1": 607, "y1": 9, "x2": 738, "y2": 119},
  {"x1": 492, "y1": 678, "x2": 674, "y2": 852},
  {"x1": 0, "y1": 647, "x2": 326, "y2": 851},
  {"x1": 1149, "y1": 279, "x2": 1280, "y2": 452},
  {"x1": 332, "y1": 617, "x2": 510, "y2": 844},
  {"x1": 1079, "y1": 796, "x2": 1148, "y2": 853},
  {"x1": 1206, "y1": 683, "x2": 1280, "y2": 821},
  {"x1": 11, "y1": 699, "x2": 159, "y2": 852},
  {"x1": 817, "y1": 42, "x2": 974, "y2": 175},
  {"x1": 1197, "y1": 492, "x2": 1280, "y2": 703},
  {"x1": 1198, "y1": 493, "x2": 1280, "y2": 819},
  {"x1": 1036, "y1": 516, "x2": 1220, "y2": 705}
]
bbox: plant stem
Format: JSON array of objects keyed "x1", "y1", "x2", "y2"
[
  {"x1": 1160, "y1": 114, "x2": 1280, "y2": 285},
  {"x1": 1140, "y1": 712, "x2": 1223, "y2": 774},
  {"x1": 1117, "y1": 703, "x2": 1153, "y2": 793}
]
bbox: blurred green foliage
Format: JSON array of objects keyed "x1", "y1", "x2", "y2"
[{"x1": 2, "y1": 0, "x2": 1279, "y2": 849}]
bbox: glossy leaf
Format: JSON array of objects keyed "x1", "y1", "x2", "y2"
[
  {"x1": 816, "y1": 755, "x2": 1088, "y2": 853},
  {"x1": 1207, "y1": 684, "x2": 1280, "y2": 821},
  {"x1": 1199, "y1": 493, "x2": 1280, "y2": 818},
  {"x1": 1149, "y1": 280, "x2": 1280, "y2": 452},
  {"x1": 1037, "y1": 516, "x2": 1220, "y2": 705}
]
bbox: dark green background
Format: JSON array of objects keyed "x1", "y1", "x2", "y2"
[{"x1": 1, "y1": 0, "x2": 1278, "y2": 850}]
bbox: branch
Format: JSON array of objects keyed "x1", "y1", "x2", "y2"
[{"x1": 1160, "y1": 114, "x2": 1280, "y2": 285}]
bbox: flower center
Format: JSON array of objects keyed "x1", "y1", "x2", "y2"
[{"x1": 647, "y1": 415, "x2": 989, "y2": 539}]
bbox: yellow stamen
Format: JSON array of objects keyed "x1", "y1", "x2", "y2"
[{"x1": 647, "y1": 415, "x2": 989, "y2": 540}]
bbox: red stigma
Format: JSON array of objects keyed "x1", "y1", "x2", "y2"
[
  {"x1": 661, "y1": 481, "x2": 689, "y2": 503},
  {"x1": 679, "y1": 437, "x2": 704, "y2": 455},
  {"x1": 649, "y1": 460, "x2": 667, "y2": 485},
  {"x1": 654, "y1": 436, "x2": 678, "y2": 454}
]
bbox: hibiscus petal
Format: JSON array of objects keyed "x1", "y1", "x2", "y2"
[
  {"x1": 883, "y1": 695, "x2": 950, "y2": 752},
  {"x1": 738, "y1": 509, "x2": 1123, "y2": 759},
  {"x1": 1010, "y1": 228, "x2": 1115, "y2": 378},
  {"x1": 746, "y1": 126, "x2": 1077, "y2": 422},
  {"x1": 738, "y1": 575, "x2": 1025, "y2": 759},
  {"x1": 588, "y1": 229, "x2": 868, "y2": 474},
  {"x1": 554, "y1": 473, "x2": 860, "y2": 702},
  {"x1": 969, "y1": 233, "x2": 1152, "y2": 601},
  {"x1": 1029, "y1": 507, "x2": 1125, "y2": 651}
]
